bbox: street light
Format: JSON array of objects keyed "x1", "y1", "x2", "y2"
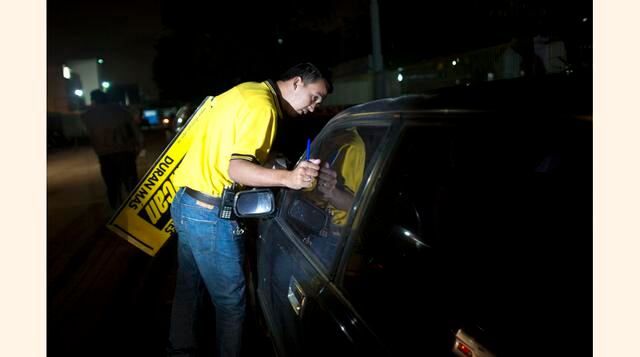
[
  {"x1": 74, "y1": 89, "x2": 84, "y2": 97},
  {"x1": 97, "y1": 58, "x2": 104, "y2": 64},
  {"x1": 62, "y1": 65, "x2": 71, "y2": 79},
  {"x1": 101, "y1": 81, "x2": 111, "y2": 90}
]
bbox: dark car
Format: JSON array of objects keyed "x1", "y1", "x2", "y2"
[{"x1": 236, "y1": 74, "x2": 592, "y2": 356}]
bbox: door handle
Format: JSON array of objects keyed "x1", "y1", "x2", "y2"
[{"x1": 287, "y1": 276, "x2": 306, "y2": 316}]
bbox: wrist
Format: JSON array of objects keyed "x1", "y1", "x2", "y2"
[{"x1": 283, "y1": 170, "x2": 295, "y2": 188}]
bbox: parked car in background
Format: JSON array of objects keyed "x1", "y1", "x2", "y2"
[{"x1": 236, "y1": 73, "x2": 592, "y2": 356}]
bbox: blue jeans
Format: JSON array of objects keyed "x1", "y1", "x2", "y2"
[{"x1": 168, "y1": 187, "x2": 246, "y2": 357}]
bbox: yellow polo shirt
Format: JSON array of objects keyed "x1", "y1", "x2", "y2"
[
  {"x1": 173, "y1": 81, "x2": 282, "y2": 197},
  {"x1": 327, "y1": 129, "x2": 366, "y2": 225}
]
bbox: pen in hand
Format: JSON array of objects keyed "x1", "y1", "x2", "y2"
[{"x1": 306, "y1": 138, "x2": 311, "y2": 161}]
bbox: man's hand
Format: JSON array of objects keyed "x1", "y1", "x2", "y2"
[
  {"x1": 316, "y1": 161, "x2": 355, "y2": 211},
  {"x1": 287, "y1": 159, "x2": 321, "y2": 189},
  {"x1": 317, "y1": 162, "x2": 338, "y2": 198},
  {"x1": 229, "y1": 159, "x2": 319, "y2": 189}
]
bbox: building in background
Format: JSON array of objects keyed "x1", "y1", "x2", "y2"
[
  {"x1": 47, "y1": 64, "x2": 72, "y2": 115},
  {"x1": 108, "y1": 83, "x2": 141, "y2": 106},
  {"x1": 47, "y1": 57, "x2": 148, "y2": 149},
  {"x1": 66, "y1": 58, "x2": 102, "y2": 106},
  {"x1": 324, "y1": 37, "x2": 571, "y2": 107}
]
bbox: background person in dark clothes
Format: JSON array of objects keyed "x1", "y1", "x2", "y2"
[{"x1": 83, "y1": 89, "x2": 143, "y2": 211}]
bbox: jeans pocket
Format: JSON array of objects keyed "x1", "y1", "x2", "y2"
[
  {"x1": 183, "y1": 218, "x2": 217, "y2": 253},
  {"x1": 179, "y1": 203, "x2": 218, "y2": 253}
]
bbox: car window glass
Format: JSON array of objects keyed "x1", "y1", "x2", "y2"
[
  {"x1": 341, "y1": 119, "x2": 591, "y2": 355},
  {"x1": 281, "y1": 125, "x2": 388, "y2": 271}
]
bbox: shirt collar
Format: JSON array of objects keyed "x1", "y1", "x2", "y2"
[{"x1": 265, "y1": 79, "x2": 284, "y2": 120}]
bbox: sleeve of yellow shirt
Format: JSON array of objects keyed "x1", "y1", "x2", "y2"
[
  {"x1": 230, "y1": 105, "x2": 277, "y2": 165},
  {"x1": 339, "y1": 140, "x2": 366, "y2": 195}
]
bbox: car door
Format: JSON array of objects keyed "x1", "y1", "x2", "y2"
[
  {"x1": 336, "y1": 119, "x2": 473, "y2": 356},
  {"x1": 337, "y1": 114, "x2": 592, "y2": 356},
  {"x1": 255, "y1": 119, "x2": 392, "y2": 357}
]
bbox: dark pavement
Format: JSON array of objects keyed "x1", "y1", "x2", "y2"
[{"x1": 47, "y1": 129, "x2": 274, "y2": 357}]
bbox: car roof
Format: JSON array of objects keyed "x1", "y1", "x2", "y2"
[{"x1": 331, "y1": 73, "x2": 592, "y2": 123}]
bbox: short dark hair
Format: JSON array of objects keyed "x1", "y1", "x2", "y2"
[
  {"x1": 279, "y1": 62, "x2": 333, "y2": 94},
  {"x1": 90, "y1": 89, "x2": 108, "y2": 104}
]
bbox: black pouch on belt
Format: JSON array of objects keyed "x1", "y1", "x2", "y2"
[{"x1": 218, "y1": 186, "x2": 236, "y2": 220}]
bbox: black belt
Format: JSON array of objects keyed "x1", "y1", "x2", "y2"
[{"x1": 185, "y1": 187, "x2": 221, "y2": 206}]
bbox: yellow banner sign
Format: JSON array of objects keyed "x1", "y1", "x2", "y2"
[{"x1": 107, "y1": 96, "x2": 214, "y2": 256}]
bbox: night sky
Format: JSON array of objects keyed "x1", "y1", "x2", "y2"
[
  {"x1": 48, "y1": 0, "x2": 163, "y2": 98},
  {"x1": 47, "y1": 0, "x2": 592, "y2": 102}
]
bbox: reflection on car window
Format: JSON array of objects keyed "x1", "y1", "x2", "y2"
[{"x1": 282, "y1": 125, "x2": 388, "y2": 270}]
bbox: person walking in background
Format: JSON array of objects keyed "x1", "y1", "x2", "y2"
[
  {"x1": 83, "y1": 89, "x2": 143, "y2": 211},
  {"x1": 167, "y1": 63, "x2": 332, "y2": 357}
]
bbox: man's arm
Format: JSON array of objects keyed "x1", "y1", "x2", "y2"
[
  {"x1": 317, "y1": 163, "x2": 355, "y2": 210},
  {"x1": 228, "y1": 159, "x2": 321, "y2": 190}
]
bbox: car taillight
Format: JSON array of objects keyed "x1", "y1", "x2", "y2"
[{"x1": 456, "y1": 340, "x2": 473, "y2": 356}]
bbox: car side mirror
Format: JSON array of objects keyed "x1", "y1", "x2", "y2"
[{"x1": 233, "y1": 189, "x2": 276, "y2": 218}]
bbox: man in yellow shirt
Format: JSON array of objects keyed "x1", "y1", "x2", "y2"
[{"x1": 167, "y1": 63, "x2": 332, "y2": 357}]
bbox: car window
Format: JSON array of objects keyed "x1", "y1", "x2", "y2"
[
  {"x1": 281, "y1": 125, "x2": 389, "y2": 271},
  {"x1": 341, "y1": 118, "x2": 591, "y2": 355}
]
